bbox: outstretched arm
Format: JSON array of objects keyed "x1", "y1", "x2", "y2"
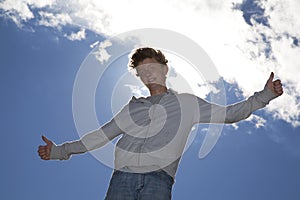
[
  {"x1": 193, "y1": 72, "x2": 283, "y2": 124},
  {"x1": 224, "y1": 72, "x2": 283, "y2": 123},
  {"x1": 37, "y1": 118, "x2": 123, "y2": 161}
]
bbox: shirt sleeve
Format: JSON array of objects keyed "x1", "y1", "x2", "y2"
[
  {"x1": 50, "y1": 117, "x2": 123, "y2": 160},
  {"x1": 193, "y1": 87, "x2": 277, "y2": 124}
]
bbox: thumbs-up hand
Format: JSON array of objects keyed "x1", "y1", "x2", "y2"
[
  {"x1": 265, "y1": 72, "x2": 283, "y2": 97},
  {"x1": 38, "y1": 135, "x2": 53, "y2": 160}
]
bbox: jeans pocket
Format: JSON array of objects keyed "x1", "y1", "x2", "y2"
[{"x1": 153, "y1": 170, "x2": 174, "y2": 187}]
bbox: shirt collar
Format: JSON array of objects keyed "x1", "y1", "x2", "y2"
[{"x1": 131, "y1": 88, "x2": 177, "y2": 103}]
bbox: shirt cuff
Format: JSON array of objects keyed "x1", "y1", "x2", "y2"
[
  {"x1": 260, "y1": 87, "x2": 277, "y2": 104},
  {"x1": 50, "y1": 143, "x2": 70, "y2": 160}
]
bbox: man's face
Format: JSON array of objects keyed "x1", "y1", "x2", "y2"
[{"x1": 136, "y1": 58, "x2": 168, "y2": 88}]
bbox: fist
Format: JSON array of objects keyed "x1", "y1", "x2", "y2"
[
  {"x1": 265, "y1": 72, "x2": 283, "y2": 97},
  {"x1": 38, "y1": 136, "x2": 53, "y2": 160}
]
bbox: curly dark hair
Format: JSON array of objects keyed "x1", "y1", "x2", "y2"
[{"x1": 128, "y1": 47, "x2": 168, "y2": 69}]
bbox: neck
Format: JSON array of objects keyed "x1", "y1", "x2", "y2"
[{"x1": 148, "y1": 84, "x2": 167, "y2": 96}]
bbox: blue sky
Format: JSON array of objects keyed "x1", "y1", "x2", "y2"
[{"x1": 1, "y1": 0, "x2": 300, "y2": 199}]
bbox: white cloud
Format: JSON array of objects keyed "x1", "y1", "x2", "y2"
[
  {"x1": 1, "y1": 0, "x2": 299, "y2": 126},
  {"x1": 0, "y1": 0, "x2": 34, "y2": 27},
  {"x1": 92, "y1": 40, "x2": 112, "y2": 64},
  {"x1": 245, "y1": 114, "x2": 267, "y2": 129},
  {"x1": 263, "y1": 0, "x2": 300, "y2": 37},
  {"x1": 230, "y1": 123, "x2": 239, "y2": 130},
  {"x1": 38, "y1": 11, "x2": 72, "y2": 29},
  {"x1": 26, "y1": 0, "x2": 54, "y2": 8},
  {"x1": 0, "y1": 0, "x2": 56, "y2": 27},
  {"x1": 124, "y1": 84, "x2": 145, "y2": 97},
  {"x1": 64, "y1": 28, "x2": 86, "y2": 41},
  {"x1": 227, "y1": 114, "x2": 266, "y2": 131}
]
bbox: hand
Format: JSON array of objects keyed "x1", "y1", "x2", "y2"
[
  {"x1": 38, "y1": 135, "x2": 53, "y2": 160},
  {"x1": 265, "y1": 72, "x2": 283, "y2": 97}
]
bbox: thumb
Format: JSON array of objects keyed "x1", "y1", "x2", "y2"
[
  {"x1": 267, "y1": 72, "x2": 274, "y2": 84},
  {"x1": 42, "y1": 135, "x2": 52, "y2": 146}
]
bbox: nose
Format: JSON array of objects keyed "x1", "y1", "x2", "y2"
[{"x1": 144, "y1": 70, "x2": 152, "y2": 77}]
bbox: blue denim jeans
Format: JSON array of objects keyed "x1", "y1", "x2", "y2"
[{"x1": 105, "y1": 170, "x2": 174, "y2": 200}]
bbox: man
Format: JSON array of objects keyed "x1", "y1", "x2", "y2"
[{"x1": 38, "y1": 47, "x2": 283, "y2": 200}]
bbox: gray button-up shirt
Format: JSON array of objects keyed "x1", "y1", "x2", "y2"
[{"x1": 50, "y1": 88, "x2": 276, "y2": 178}]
